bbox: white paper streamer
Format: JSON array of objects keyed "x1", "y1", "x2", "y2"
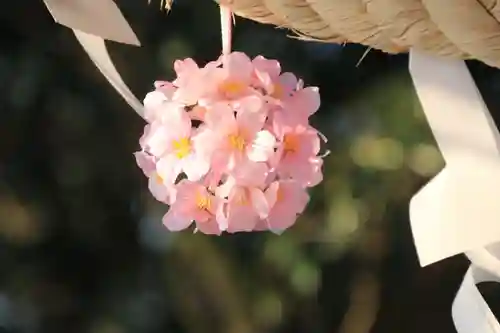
[
  {"x1": 452, "y1": 265, "x2": 500, "y2": 333},
  {"x1": 409, "y1": 50, "x2": 500, "y2": 332},
  {"x1": 43, "y1": 0, "x2": 144, "y2": 117},
  {"x1": 73, "y1": 31, "x2": 144, "y2": 116}
]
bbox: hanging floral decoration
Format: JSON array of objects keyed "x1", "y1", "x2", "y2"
[{"x1": 134, "y1": 5, "x2": 327, "y2": 234}]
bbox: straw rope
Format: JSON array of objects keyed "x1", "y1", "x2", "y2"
[{"x1": 215, "y1": 0, "x2": 500, "y2": 68}]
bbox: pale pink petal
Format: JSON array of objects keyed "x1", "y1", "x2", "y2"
[
  {"x1": 247, "y1": 130, "x2": 276, "y2": 162},
  {"x1": 195, "y1": 218, "x2": 222, "y2": 235},
  {"x1": 142, "y1": 122, "x2": 170, "y2": 157},
  {"x1": 226, "y1": 204, "x2": 259, "y2": 232},
  {"x1": 156, "y1": 155, "x2": 183, "y2": 185},
  {"x1": 270, "y1": 112, "x2": 287, "y2": 140},
  {"x1": 280, "y1": 157, "x2": 323, "y2": 188},
  {"x1": 267, "y1": 209, "x2": 297, "y2": 231},
  {"x1": 212, "y1": 148, "x2": 232, "y2": 174},
  {"x1": 254, "y1": 71, "x2": 272, "y2": 91},
  {"x1": 139, "y1": 124, "x2": 152, "y2": 150},
  {"x1": 292, "y1": 87, "x2": 320, "y2": 117},
  {"x1": 225, "y1": 186, "x2": 261, "y2": 232},
  {"x1": 237, "y1": 109, "x2": 266, "y2": 137},
  {"x1": 216, "y1": 176, "x2": 237, "y2": 198},
  {"x1": 269, "y1": 144, "x2": 284, "y2": 169},
  {"x1": 278, "y1": 72, "x2": 298, "y2": 94},
  {"x1": 225, "y1": 52, "x2": 253, "y2": 82},
  {"x1": 205, "y1": 103, "x2": 237, "y2": 133},
  {"x1": 148, "y1": 101, "x2": 186, "y2": 124},
  {"x1": 252, "y1": 55, "x2": 281, "y2": 80},
  {"x1": 232, "y1": 95, "x2": 265, "y2": 114},
  {"x1": 162, "y1": 208, "x2": 192, "y2": 231},
  {"x1": 174, "y1": 180, "x2": 198, "y2": 208},
  {"x1": 305, "y1": 157, "x2": 324, "y2": 188},
  {"x1": 134, "y1": 151, "x2": 156, "y2": 177},
  {"x1": 192, "y1": 127, "x2": 220, "y2": 162},
  {"x1": 202, "y1": 168, "x2": 222, "y2": 190},
  {"x1": 254, "y1": 219, "x2": 270, "y2": 231},
  {"x1": 161, "y1": 106, "x2": 192, "y2": 140},
  {"x1": 180, "y1": 153, "x2": 210, "y2": 181},
  {"x1": 264, "y1": 180, "x2": 308, "y2": 231},
  {"x1": 144, "y1": 91, "x2": 167, "y2": 114},
  {"x1": 264, "y1": 168, "x2": 278, "y2": 188},
  {"x1": 195, "y1": 195, "x2": 223, "y2": 234},
  {"x1": 283, "y1": 181, "x2": 310, "y2": 213},
  {"x1": 307, "y1": 128, "x2": 322, "y2": 156},
  {"x1": 216, "y1": 201, "x2": 229, "y2": 231},
  {"x1": 231, "y1": 161, "x2": 268, "y2": 187},
  {"x1": 292, "y1": 127, "x2": 320, "y2": 159},
  {"x1": 264, "y1": 181, "x2": 280, "y2": 209},
  {"x1": 250, "y1": 188, "x2": 270, "y2": 219},
  {"x1": 173, "y1": 58, "x2": 199, "y2": 83},
  {"x1": 148, "y1": 173, "x2": 175, "y2": 203},
  {"x1": 191, "y1": 207, "x2": 212, "y2": 223}
]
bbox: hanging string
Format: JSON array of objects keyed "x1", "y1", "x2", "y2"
[{"x1": 220, "y1": 2, "x2": 233, "y2": 64}]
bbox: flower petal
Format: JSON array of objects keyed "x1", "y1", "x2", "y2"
[
  {"x1": 247, "y1": 130, "x2": 276, "y2": 162},
  {"x1": 162, "y1": 208, "x2": 192, "y2": 231},
  {"x1": 195, "y1": 218, "x2": 222, "y2": 235},
  {"x1": 134, "y1": 151, "x2": 156, "y2": 177},
  {"x1": 231, "y1": 161, "x2": 268, "y2": 187},
  {"x1": 253, "y1": 55, "x2": 281, "y2": 80},
  {"x1": 294, "y1": 87, "x2": 320, "y2": 117},
  {"x1": 205, "y1": 103, "x2": 237, "y2": 133},
  {"x1": 181, "y1": 153, "x2": 210, "y2": 181},
  {"x1": 226, "y1": 204, "x2": 258, "y2": 232},
  {"x1": 250, "y1": 187, "x2": 270, "y2": 219},
  {"x1": 156, "y1": 155, "x2": 183, "y2": 184}
]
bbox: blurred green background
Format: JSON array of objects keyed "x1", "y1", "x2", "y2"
[{"x1": 3, "y1": 1, "x2": 500, "y2": 332}]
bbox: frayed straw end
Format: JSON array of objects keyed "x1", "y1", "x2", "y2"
[{"x1": 148, "y1": 0, "x2": 173, "y2": 11}]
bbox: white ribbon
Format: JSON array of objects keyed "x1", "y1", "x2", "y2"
[
  {"x1": 43, "y1": 0, "x2": 144, "y2": 117},
  {"x1": 409, "y1": 50, "x2": 500, "y2": 332}
]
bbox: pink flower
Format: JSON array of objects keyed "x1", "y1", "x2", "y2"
[
  {"x1": 134, "y1": 151, "x2": 176, "y2": 204},
  {"x1": 217, "y1": 162, "x2": 271, "y2": 232},
  {"x1": 143, "y1": 88, "x2": 182, "y2": 123},
  {"x1": 252, "y1": 55, "x2": 281, "y2": 87},
  {"x1": 150, "y1": 108, "x2": 209, "y2": 183},
  {"x1": 274, "y1": 124, "x2": 323, "y2": 187},
  {"x1": 214, "y1": 52, "x2": 254, "y2": 101},
  {"x1": 201, "y1": 102, "x2": 276, "y2": 171},
  {"x1": 263, "y1": 180, "x2": 310, "y2": 232},
  {"x1": 162, "y1": 180, "x2": 223, "y2": 235},
  {"x1": 251, "y1": 56, "x2": 301, "y2": 100},
  {"x1": 285, "y1": 86, "x2": 320, "y2": 119},
  {"x1": 270, "y1": 85, "x2": 320, "y2": 132},
  {"x1": 172, "y1": 58, "x2": 220, "y2": 105}
]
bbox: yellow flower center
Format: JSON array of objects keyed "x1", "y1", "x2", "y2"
[
  {"x1": 195, "y1": 192, "x2": 211, "y2": 211},
  {"x1": 219, "y1": 80, "x2": 246, "y2": 96},
  {"x1": 276, "y1": 186, "x2": 285, "y2": 203},
  {"x1": 228, "y1": 133, "x2": 246, "y2": 151},
  {"x1": 172, "y1": 137, "x2": 192, "y2": 159},
  {"x1": 271, "y1": 83, "x2": 284, "y2": 99},
  {"x1": 283, "y1": 134, "x2": 299, "y2": 154}
]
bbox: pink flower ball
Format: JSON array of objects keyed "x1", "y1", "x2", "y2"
[{"x1": 135, "y1": 52, "x2": 325, "y2": 235}]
